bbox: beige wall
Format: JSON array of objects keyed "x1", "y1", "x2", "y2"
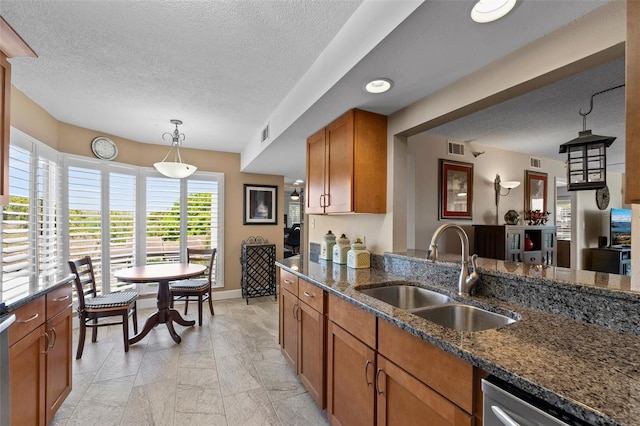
[{"x1": 10, "y1": 87, "x2": 285, "y2": 293}]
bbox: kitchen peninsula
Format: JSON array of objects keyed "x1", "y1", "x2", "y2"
[{"x1": 277, "y1": 252, "x2": 640, "y2": 426}]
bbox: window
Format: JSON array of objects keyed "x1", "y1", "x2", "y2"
[
  {"x1": 1, "y1": 131, "x2": 61, "y2": 302},
  {"x1": 0, "y1": 128, "x2": 225, "y2": 299}
]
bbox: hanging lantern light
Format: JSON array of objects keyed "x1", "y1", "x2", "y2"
[{"x1": 559, "y1": 84, "x2": 623, "y2": 191}]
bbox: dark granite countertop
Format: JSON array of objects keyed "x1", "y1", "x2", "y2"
[
  {"x1": 3, "y1": 274, "x2": 76, "y2": 313},
  {"x1": 277, "y1": 255, "x2": 639, "y2": 426}
]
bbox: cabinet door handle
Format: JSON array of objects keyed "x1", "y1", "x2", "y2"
[
  {"x1": 53, "y1": 295, "x2": 70, "y2": 302},
  {"x1": 292, "y1": 303, "x2": 297, "y2": 320},
  {"x1": 319, "y1": 194, "x2": 325, "y2": 207},
  {"x1": 19, "y1": 313, "x2": 39, "y2": 323},
  {"x1": 375, "y1": 368, "x2": 384, "y2": 395},
  {"x1": 49, "y1": 327, "x2": 57, "y2": 348},
  {"x1": 42, "y1": 332, "x2": 50, "y2": 355},
  {"x1": 302, "y1": 291, "x2": 314, "y2": 298},
  {"x1": 364, "y1": 360, "x2": 372, "y2": 386},
  {"x1": 324, "y1": 193, "x2": 330, "y2": 207}
]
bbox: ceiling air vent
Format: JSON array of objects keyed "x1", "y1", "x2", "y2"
[
  {"x1": 530, "y1": 157, "x2": 542, "y2": 169},
  {"x1": 261, "y1": 123, "x2": 270, "y2": 143},
  {"x1": 447, "y1": 140, "x2": 465, "y2": 157}
]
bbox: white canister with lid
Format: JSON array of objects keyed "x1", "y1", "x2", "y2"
[
  {"x1": 320, "y1": 230, "x2": 336, "y2": 260},
  {"x1": 332, "y1": 234, "x2": 351, "y2": 264},
  {"x1": 347, "y1": 238, "x2": 370, "y2": 269}
]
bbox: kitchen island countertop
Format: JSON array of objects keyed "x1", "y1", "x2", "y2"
[{"x1": 277, "y1": 254, "x2": 640, "y2": 426}]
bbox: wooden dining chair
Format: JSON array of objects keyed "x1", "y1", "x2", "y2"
[
  {"x1": 169, "y1": 248, "x2": 216, "y2": 326},
  {"x1": 68, "y1": 256, "x2": 138, "y2": 359}
]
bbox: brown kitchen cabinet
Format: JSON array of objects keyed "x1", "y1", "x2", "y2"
[
  {"x1": 278, "y1": 268, "x2": 326, "y2": 407},
  {"x1": 305, "y1": 109, "x2": 387, "y2": 214},
  {"x1": 326, "y1": 293, "x2": 377, "y2": 426},
  {"x1": 376, "y1": 355, "x2": 473, "y2": 426},
  {"x1": 0, "y1": 17, "x2": 37, "y2": 206},
  {"x1": 8, "y1": 284, "x2": 73, "y2": 425}
]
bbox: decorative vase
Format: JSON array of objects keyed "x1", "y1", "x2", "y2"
[
  {"x1": 525, "y1": 234, "x2": 534, "y2": 251},
  {"x1": 504, "y1": 210, "x2": 520, "y2": 225}
]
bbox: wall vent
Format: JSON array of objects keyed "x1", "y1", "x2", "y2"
[
  {"x1": 530, "y1": 157, "x2": 542, "y2": 169},
  {"x1": 447, "y1": 140, "x2": 465, "y2": 157},
  {"x1": 261, "y1": 123, "x2": 270, "y2": 143}
]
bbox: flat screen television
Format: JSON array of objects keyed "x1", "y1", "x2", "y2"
[{"x1": 610, "y1": 208, "x2": 632, "y2": 247}]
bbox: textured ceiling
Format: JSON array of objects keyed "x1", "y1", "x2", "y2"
[{"x1": 0, "y1": 0, "x2": 618, "y2": 182}]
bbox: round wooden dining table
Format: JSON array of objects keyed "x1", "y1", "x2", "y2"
[{"x1": 114, "y1": 263, "x2": 206, "y2": 344}]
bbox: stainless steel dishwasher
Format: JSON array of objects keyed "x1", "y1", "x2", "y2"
[
  {"x1": 482, "y1": 377, "x2": 590, "y2": 426},
  {"x1": 0, "y1": 313, "x2": 16, "y2": 425}
]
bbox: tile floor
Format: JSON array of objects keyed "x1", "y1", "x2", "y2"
[{"x1": 51, "y1": 297, "x2": 330, "y2": 426}]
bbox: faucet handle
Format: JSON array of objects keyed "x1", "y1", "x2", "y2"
[{"x1": 469, "y1": 253, "x2": 478, "y2": 271}]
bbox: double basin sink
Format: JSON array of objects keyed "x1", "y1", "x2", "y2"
[{"x1": 358, "y1": 284, "x2": 517, "y2": 332}]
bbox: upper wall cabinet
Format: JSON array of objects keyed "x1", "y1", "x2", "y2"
[
  {"x1": 0, "y1": 17, "x2": 37, "y2": 205},
  {"x1": 306, "y1": 109, "x2": 387, "y2": 214}
]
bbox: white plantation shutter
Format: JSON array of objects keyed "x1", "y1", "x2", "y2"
[
  {"x1": 37, "y1": 153, "x2": 60, "y2": 286},
  {"x1": 1, "y1": 145, "x2": 34, "y2": 301},
  {"x1": 109, "y1": 171, "x2": 136, "y2": 291},
  {"x1": 146, "y1": 176, "x2": 181, "y2": 263},
  {"x1": 68, "y1": 166, "x2": 104, "y2": 292}
]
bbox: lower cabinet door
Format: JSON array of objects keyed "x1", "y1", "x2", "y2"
[
  {"x1": 280, "y1": 289, "x2": 298, "y2": 369},
  {"x1": 46, "y1": 306, "x2": 73, "y2": 424},
  {"x1": 376, "y1": 356, "x2": 473, "y2": 426},
  {"x1": 10, "y1": 323, "x2": 47, "y2": 426},
  {"x1": 297, "y1": 300, "x2": 325, "y2": 408},
  {"x1": 326, "y1": 321, "x2": 375, "y2": 426}
]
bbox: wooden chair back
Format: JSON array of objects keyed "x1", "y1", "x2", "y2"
[
  {"x1": 187, "y1": 248, "x2": 217, "y2": 285},
  {"x1": 68, "y1": 256, "x2": 99, "y2": 310}
]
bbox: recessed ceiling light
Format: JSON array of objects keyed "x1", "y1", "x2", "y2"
[
  {"x1": 471, "y1": 0, "x2": 517, "y2": 23},
  {"x1": 295, "y1": 179, "x2": 304, "y2": 184},
  {"x1": 364, "y1": 78, "x2": 393, "y2": 94}
]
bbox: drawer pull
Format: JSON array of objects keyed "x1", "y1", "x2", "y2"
[
  {"x1": 19, "y1": 313, "x2": 40, "y2": 323},
  {"x1": 303, "y1": 291, "x2": 314, "y2": 298},
  {"x1": 284, "y1": 279, "x2": 293, "y2": 285},
  {"x1": 49, "y1": 327, "x2": 57, "y2": 348},
  {"x1": 53, "y1": 295, "x2": 70, "y2": 302},
  {"x1": 375, "y1": 368, "x2": 384, "y2": 395},
  {"x1": 364, "y1": 360, "x2": 372, "y2": 386},
  {"x1": 42, "y1": 332, "x2": 50, "y2": 354}
]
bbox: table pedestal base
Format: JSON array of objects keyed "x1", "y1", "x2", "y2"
[{"x1": 129, "y1": 279, "x2": 196, "y2": 344}]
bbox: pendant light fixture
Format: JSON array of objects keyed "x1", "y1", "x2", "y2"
[
  {"x1": 559, "y1": 84, "x2": 623, "y2": 191},
  {"x1": 290, "y1": 188, "x2": 300, "y2": 201},
  {"x1": 154, "y1": 119, "x2": 197, "y2": 179}
]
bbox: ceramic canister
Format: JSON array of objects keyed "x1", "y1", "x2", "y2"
[
  {"x1": 332, "y1": 234, "x2": 351, "y2": 264},
  {"x1": 347, "y1": 238, "x2": 370, "y2": 269},
  {"x1": 319, "y1": 230, "x2": 336, "y2": 260}
]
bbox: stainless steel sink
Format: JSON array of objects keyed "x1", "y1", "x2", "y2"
[
  {"x1": 358, "y1": 285, "x2": 451, "y2": 310},
  {"x1": 412, "y1": 304, "x2": 516, "y2": 332}
]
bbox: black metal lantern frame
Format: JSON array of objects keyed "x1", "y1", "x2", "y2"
[{"x1": 559, "y1": 84, "x2": 624, "y2": 191}]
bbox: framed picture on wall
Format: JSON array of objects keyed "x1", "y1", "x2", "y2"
[
  {"x1": 438, "y1": 159, "x2": 473, "y2": 220},
  {"x1": 243, "y1": 184, "x2": 278, "y2": 225},
  {"x1": 524, "y1": 170, "x2": 548, "y2": 219}
]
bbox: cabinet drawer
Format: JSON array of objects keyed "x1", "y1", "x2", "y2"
[
  {"x1": 9, "y1": 296, "x2": 46, "y2": 347},
  {"x1": 378, "y1": 319, "x2": 474, "y2": 414},
  {"x1": 280, "y1": 269, "x2": 299, "y2": 296},
  {"x1": 327, "y1": 293, "x2": 376, "y2": 348},
  {"x1": 523, "y1": 250, "x2": 541, "y2": 264},
  {"x1": 299, "y1": 279, "x2": 325, "y2": 313},
  {"x1": 46, "y1": 285, "x2": 73, "y2": 319}
]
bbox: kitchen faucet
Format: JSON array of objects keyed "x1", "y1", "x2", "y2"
[{"x1": 427, "y1": 223, "x2": 479, "y2": 296}]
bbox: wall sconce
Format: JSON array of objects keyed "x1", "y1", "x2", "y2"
[
  {"x1": 494, "y1": 174, "x2": 520, "y2": 224},
  {"x1": 558, "y1": 84, "x2": 624, "y2": 191},
  {"x1": 154, "y1": 119, "x2": 197, "y2": 179}
]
